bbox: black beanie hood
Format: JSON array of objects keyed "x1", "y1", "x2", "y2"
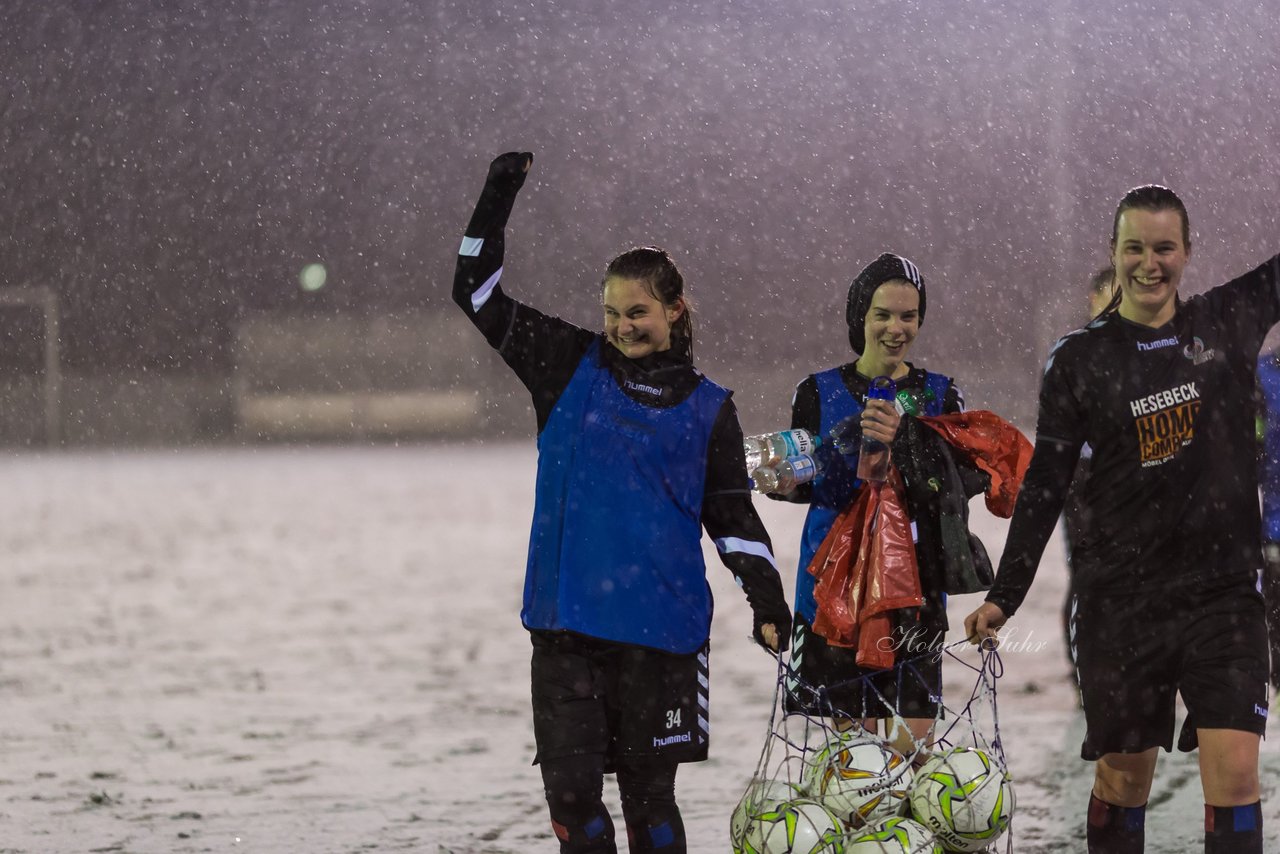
[{"x1": 845, "y1": 252, "x2": 927, "y2": 354}]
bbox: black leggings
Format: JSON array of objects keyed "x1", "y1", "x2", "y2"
[{"x1": 540, "y1": 752, "x2": 686, "y2": 853}]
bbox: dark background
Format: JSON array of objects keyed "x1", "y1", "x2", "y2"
[{"x1": 1, "y1": 0, "x2": 1277, "y2": 433}]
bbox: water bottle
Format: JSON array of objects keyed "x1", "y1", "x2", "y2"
[
  {"x1": 751, "y1": 454, "x2": 820, "y2": 494},
  {"x1": 855, "y1": 376, "x2": 896, "y2": 483},
  {"x1": 743, "y1": 428, "x2": 821, "y2": 471}
]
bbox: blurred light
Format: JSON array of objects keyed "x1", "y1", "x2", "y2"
[{"x1": 299, "y1": 263, "x2": 327, "y2": 292}]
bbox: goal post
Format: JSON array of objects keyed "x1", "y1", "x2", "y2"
[{"x1": 0, "y1": 286, "x2": 61, "y2": 446}]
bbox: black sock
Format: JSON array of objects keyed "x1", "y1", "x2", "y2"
[
  {"x1": 1086, "y1": 793, "x2": 1145, "y2": 853},
  {"x1": 1204, "y1": 802, "x2": 1263, "y2": 854}
]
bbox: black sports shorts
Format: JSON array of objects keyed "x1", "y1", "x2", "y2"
[
  {"x1": 529, "y1": 630, "x2": 710, "y2": 770},
  {"x1": 1072, "y1": 571, "x2": 1270, "y2": 760},
  {"x1": 782, "y1": 614, "x2": 943, "y2": 720}
]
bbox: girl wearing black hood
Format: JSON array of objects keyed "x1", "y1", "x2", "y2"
[{"x1": 767, "y1": 253, "x2": 980, "y2": 755}]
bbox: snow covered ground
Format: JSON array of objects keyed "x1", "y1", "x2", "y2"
[{"x1": 0, "y1": 443, "x2": 1275, "y2": 852}]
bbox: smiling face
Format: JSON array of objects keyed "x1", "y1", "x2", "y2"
[
  {"x1": 855, "y1": 280, "x2": 920, "y2": 379},
  {"x1": 602, "y1": 276, "x2": 684, "y2": 359},
  {"x1": 1112, "y1": 208, "x2": 1190, "y2": 328}
]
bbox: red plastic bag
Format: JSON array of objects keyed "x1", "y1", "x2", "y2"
[
  {"x1": 918, "y1": 410, "x2": 1032, "y2": 518},
  {"x1": 808, "y1": 468, "x2": 922, "y2": 668}
]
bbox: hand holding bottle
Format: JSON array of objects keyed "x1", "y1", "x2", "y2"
[{"x1": 856, "y1": 376, "x2": 899, "y2": 483}]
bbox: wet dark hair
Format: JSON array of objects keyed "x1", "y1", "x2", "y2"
[
  {"x1": 1111, "y1": 184, "x2": 1191, "y2": 250},
  {"x1": 1088, "y1": 266, "x2": 1114, "y2": 295},
  {"x1": 1101, "y1": 185, "x2": 1191, "y2": 316},
  {"x1": 603, "y1": 246, "x2": 694, "y2": 359}
]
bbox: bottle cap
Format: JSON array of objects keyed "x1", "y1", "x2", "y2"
[{"x1": 868, "y1": 376, "x2": 896, "y2": 401}]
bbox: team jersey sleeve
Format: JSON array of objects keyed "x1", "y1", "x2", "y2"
[
  {"x1": 453, "y1": 153, "x2": 596, "y2": 429},
  {"x1": 1198, "y1": 253, "x2": 1280, "y2": 357},
  {"x1": 984, "y1": 341, "x2": 1085, "y2": 616},
  {"x1": 702, "y1": 397, "x2": 794, "y2": 650},
  {"x1": 764, "y1": 376, "x2": 819, "y2": 504},
  {"x1": 943, "y1": 379, "x2": 966, "y2": 414}
]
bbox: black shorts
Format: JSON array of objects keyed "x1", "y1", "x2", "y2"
[
  {"x1": 1072, "y1": 573, "x2": 1270, "y2": 760},
  {"x1": 782, "y1": 614, "x2": 943, "y2": 720},
  {"x1": 529, "y1": 630, "x2": 710, "y2": 770}
]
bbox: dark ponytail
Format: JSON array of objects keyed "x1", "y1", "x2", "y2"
[{"x1": 1090, "y1": 266, "x2": 1120, "y2": 319}]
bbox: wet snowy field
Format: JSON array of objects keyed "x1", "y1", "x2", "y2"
[{"x1": 1, "y1": 443, "x2": 1276, "y2": 852}]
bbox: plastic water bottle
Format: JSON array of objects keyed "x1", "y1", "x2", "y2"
[
  {"x1": 856, "y1": 376, "x2": 896, "y2": 483},
  {"x1": 743, "y1": 428, "x2": 821, "y2": 471},
  {"x1": 751, "y1": 454, "x2": 820, "y2": 494}
]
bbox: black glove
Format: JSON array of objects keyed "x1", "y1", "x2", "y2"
[
  {"x1": 485, "y1": 151, "x2": 533, "y2": 194},
  {"x1": 464, "y1": 151, "x2": 534, "y2": 237}
]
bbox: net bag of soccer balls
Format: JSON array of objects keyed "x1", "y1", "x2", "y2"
[{"x1": 731, "y1": 737, "x2": 1014, "y2": 853}]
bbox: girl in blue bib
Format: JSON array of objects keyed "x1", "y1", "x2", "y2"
[{"x1": 454, "y1": 152, "x2": 791, "y2": 854}]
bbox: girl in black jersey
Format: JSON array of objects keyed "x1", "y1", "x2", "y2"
[
  {"x1": 966, "y1": 186, "x2": 1277, "y2": 853},
  {"x1": 453, "y1": 152, "x2": 791, "y2": 854}
]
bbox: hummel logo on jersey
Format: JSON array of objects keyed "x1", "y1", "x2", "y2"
[
  {"x1": 653, "y1": 731, "x2": 692, "y2": 748},
  {"x1": 1136, "y1": 336, "x2": 1178, "y2": 352},
  {"x1": 1182, "y1": 336, "x2": 1215, "y2": 365},
  {"x1": 624, "y1": 379, "x2": 663, "y2": 397}
]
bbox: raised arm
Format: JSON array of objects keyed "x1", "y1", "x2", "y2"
[
  {"x1": 453, "y1": 152, "x2": 595, "y2": 429},
  {"x1": 453, "y1": 151, "x2": 532, "y2": 329}
]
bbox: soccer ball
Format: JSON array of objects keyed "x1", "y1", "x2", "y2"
[
  {"x1": 842, "y1": 816, "x2": 943, "y2": 853},
  {"x1": 743, "y1": 798, "x2": 844, "y2": 854},
  {"x1": 909, "y1": 746, "x2": 1014, "y2": 852},
  {"x1": 801, "y1": 731, "x2": 914, "y2": 826},
  {"x1": 732, "y1": 778, "x2": 803, "y2": 853}
]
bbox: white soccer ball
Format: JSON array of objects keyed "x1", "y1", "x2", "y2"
[
  {"x1": 801, "y1": 731, "x2": 914, "y2": 827},
  {"x1": 731, "y1": 778, "x2": 803, "y2": 853},
  {"x1": 842, "y1": 816, "x2": 943, "y2": 853},
  {"x1": 745, "y1": 798, "x2": 844, "y2": 854},
  {"x1": 908, "y1": 746, "x2": 1015, "y2": 852}
]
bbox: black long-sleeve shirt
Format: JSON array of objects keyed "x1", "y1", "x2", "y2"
[{"x1": 988, "y1": 253, "x2": 1280, "y2": 617}]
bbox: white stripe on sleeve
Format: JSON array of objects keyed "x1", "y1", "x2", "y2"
[
  {"x1": 471, "y1": 266, "x2": 502, "y2": 312},
  {"x1": 715, "y1": 536, "x2": 778, "y2": 570},
  {"x1": 459, "y1": 236, "x2": 483, "y2": 257}
]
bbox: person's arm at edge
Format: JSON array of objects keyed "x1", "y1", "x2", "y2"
[
  {"x1": 764, "y1": 376, "x2": 819, "y2": 504},
  {"x1": 703, "y1": 397, "x2": 793, "y2": 652},
  {"x1": 965, "y1": 435, "x2": 1079, "y2": 641}
]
